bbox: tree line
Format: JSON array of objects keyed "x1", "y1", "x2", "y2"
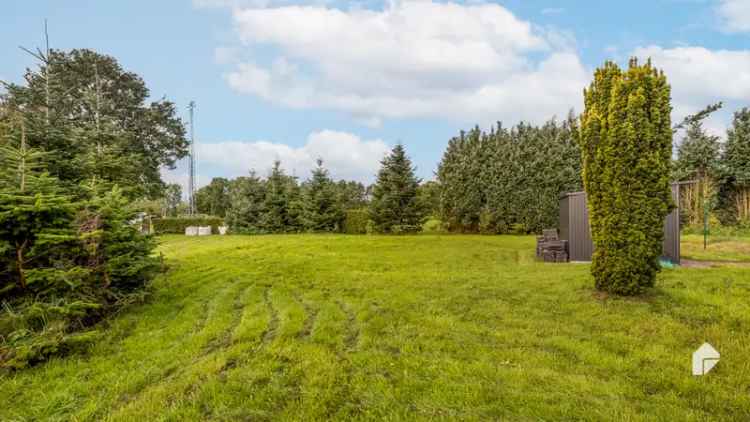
[{"x1": 186, "y1": 144, "x2": 427, "y2": 234}]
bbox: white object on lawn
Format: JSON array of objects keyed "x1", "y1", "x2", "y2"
[
  {"x1": 198, "y1": 226, "x2": 212, "y2": 236},
  {"x1": 185, "y1": 226, "x2": 199, "y2": 236},
  {"x1": 692, "y1": 343, "x2": 720, "y2": 376},
  {"x1": 218, "y1": 226, "x2": 228, "y2": 235}
]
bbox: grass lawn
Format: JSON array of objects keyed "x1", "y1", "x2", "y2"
[
  {"x1": 1, "y1": 234, "x2": 749, "y2": 420},
  {"x1": 682, "y1": 233, "x2": 750, "y2": 263}
]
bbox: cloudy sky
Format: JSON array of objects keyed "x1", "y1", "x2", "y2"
[{"x1": 2, "y1": 0, "x2": 750, "y2": 189}]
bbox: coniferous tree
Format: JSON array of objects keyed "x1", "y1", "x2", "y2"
[
  {"x1": 1, "y1": 49, "x2": 188, "y2": 198},
  {"x1": 581, "y1": 59, "x2": 673, "y2": 295},
  {"x1": 723, "y1": 108, "x2": 750, "y2": 223},
  {"x1": 334, "y1": 180, "x2": 368, "y2": 210},
  {"x1": 301, "y1": 159, "x2": 343, "y2": 232},
  {"x1": 674, "y1": 106, "x2": 723, "y2": 226},
  {"x1": 369, "y1": 144, "x2": 425, "y2": 233},
  {"x1": 437, "y1": 114, "x2": 581, "y2": 234},
  {"x1": 0, "y1": 119, "x2": 82, "y2": 295},
  {"x1": 260, "y1": 161, "x2": 301, "y2": 233},
  {"x1": 226, "y1": 171, "x2": 266, "y2": 233}
]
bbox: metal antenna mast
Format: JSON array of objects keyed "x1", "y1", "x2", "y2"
[{"x1": 188, "y1": 101, "x2": 197, "y2": 216}]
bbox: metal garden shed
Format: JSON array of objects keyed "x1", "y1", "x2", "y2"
[{"x1": 559, "y1": 184, "x2": 680, "y2": 263}]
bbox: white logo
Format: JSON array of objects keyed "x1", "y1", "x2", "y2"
[{"x1": 692, "y1": 343, "x2": 720, "y2": 376}]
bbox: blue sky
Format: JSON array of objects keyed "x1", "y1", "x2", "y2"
[{"x1": 2, "y1": 0, "x2": 750, "y2": 189}]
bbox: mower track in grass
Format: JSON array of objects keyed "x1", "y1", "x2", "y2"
[{"x1": 1, "y1": 234, "x2": 749, "y2": 421}]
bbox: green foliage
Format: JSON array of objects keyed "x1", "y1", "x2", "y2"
[
  {"x1": 334, "y1": 180, "x2": 368, "y2": 210},
  {"x1": 1, "y1": 48, "x2": 188, "y2": 198},
  {"x1": 437, "y1": 114, "x2": 581, "y2": 234},
  {"x1": 673, "y1": 104, "x2": 723, "y2": 227},
  {"x1": 260, "y1": 161, "x2": 302, "y2": 233},
  {"x1": 0, "y1": 135, "x2": 156, "y2": 368},
  {"x1": 581, "y1": 59, "x2": 673, "y2": 295},
  {"x1": 196, "y1": 178, "x2": 230, "y2": 218},
  {"x1": 722, "y1": 108, "x2": 750, "y2": 223},
  {"x1": 369, "y1": 144, "x2": 426, "y2": 233},
  {"x1": 225, "y1": 172, "x2": 266, "y2": 234},
  {"x1": 343, "y1": 209, "x2": 369, "y2": 234},
  {"x1": 301, "y1": 159, "x2": 344, "y2": 232},
  {"x1": 162, "y1": 184, "x2": 182, "y2": 217},
  {"x1": 151, "y1": 216, "x2": 224, "y2": 234},
  {"x1": 417, "y1": 180, "x2": 441, "y2": 218}
]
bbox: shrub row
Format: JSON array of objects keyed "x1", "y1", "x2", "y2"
[{"x1": 152, "y1": 216, "x2": 224, "y2": 234}]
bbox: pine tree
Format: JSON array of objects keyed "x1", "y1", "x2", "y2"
[
  {"x1": 301, "y1": 159, "x2": 343, "y2": 232},
  {"x1": 369, "y1": 144, "x2": 425, "y2": 233},
  {"x1": 724, "y1": 108, "x2": 750, "y2": 222},
  {"x1": 581, "y1": 59, "x2": 673, "y2": 295}
]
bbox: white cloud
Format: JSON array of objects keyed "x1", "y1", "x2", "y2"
[
  {"x1": 631, "y1": 45, "x2": 750, "y2": 142},
  {"x1": 717, "y1": 0, "x2": 750, "y2": 33},
  {"x1": 163, "y1": 130, "x2": 389, "y2": 190},
  {"x1": 223, "y1": 1, "x2": 588, "y2": 125},
  {"x1": 632, "y1": 45, "x2": 750, "y2": 116}
]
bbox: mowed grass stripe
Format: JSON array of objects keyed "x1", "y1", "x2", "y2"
[{"x1": 1, "y1": 234, "x2": 750, "y2": 421}]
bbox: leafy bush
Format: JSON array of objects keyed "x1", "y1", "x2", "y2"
[
  {"x1": 343, "y1": 209, "x2": 369, "y2": 234},
  {"x1": 422, "y1": 218, "x2": 445, "y2": 234},
  {"x1": 151, "y1": 216, "x2": 224, "y2": 234}
]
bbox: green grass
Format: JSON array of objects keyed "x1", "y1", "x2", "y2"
[
  {"x1": 682, "y1": 233, "x2": 750, "y2": 262},
  {"x1": 1, "y1": 234, "x2": 749, "y2": 421}
]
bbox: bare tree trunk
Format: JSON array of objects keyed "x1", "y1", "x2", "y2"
[{"x1": 16, "y1": 240, "x2": 28, "y2": 290}]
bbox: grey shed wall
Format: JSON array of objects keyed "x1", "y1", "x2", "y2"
[{"x1": 559, "y1": 185, "x2": 680, "y2": 263}]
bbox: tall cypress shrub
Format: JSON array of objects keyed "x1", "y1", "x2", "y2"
[{"x1": 581, "y1": 59, "x2": 673, "y2": 295}]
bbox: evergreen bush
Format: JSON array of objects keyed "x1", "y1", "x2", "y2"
[{"x1": 580, "y1": 59, "x2": 674, "y2": 295}]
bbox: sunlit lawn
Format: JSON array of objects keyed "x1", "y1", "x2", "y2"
[
  {"x1": 1, "y1": 234, "x2": 749, "y2": 421},
  {"x1": 682, "y1": 233, "x2": 750, "y2": 262}
]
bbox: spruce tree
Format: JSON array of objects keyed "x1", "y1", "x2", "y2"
[
  {"x1": 369, "y1": 144, "x2": 425, "y2": 233},
  {"x1": 301, "y1": 159, "x2": 343, "y2": 232},
  {"x1": 581, "y1": 59, "x2": 673, "y2": 295},
  {"x1": 260, "y1": 161, "x2": 301, "y2": 233},
  {"x1": 0, "y1": 118, "x2": 82, "y2": 296},
  {"x1": 226, "y1": 171, "x2": 266, "y2": 233},
  {"x1": 724, "y1": 108, "x2": 750, "y2": 222}
]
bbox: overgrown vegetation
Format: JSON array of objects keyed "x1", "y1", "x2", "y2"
[
  {"x1": 581, "y1": 59, "x2": 673, "y2": 295},
  {"x1": 0, "y1": 48, "x2": 173, "y2": 368},
  {"x1": 1, "y1": 235, "x2": 748, "y2": 420}
]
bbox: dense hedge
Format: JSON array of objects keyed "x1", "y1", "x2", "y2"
[
  {"x1": 343, "y1": 209, "x2": 369, "y2": 234},
  {"x1": 152, "y1": 216, "x2": 224, "y2": 234},
  {"x1": 437, "y1": 116, "x2": 581, "y2": 234}
]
